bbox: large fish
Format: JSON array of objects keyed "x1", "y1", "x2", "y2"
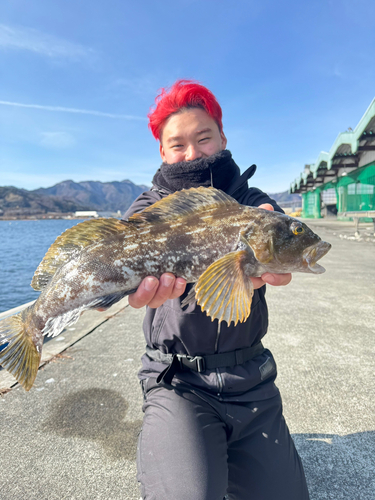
[{"x1": 0, "y1": 187, "x2": 331, "y2": 390}]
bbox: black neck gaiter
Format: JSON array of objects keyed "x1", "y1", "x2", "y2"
[{"x1": 152, "y1": 150, "x2": 241, "y2": 194}]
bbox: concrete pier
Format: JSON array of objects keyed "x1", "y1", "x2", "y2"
[{"x1": 0, "y1": 219, "x2": 374, "y2": 500}]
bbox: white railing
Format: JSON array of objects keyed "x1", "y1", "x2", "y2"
[{"x1": 0, "y1": 300, "x2": 36, "y2": 321}]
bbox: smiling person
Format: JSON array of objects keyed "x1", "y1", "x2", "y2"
[{"x1": 123, "y1": 80, "x2": 309, "y2": 500}]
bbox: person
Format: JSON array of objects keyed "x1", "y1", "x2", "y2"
[{"x1": 123, "y1": 80, "x2": 309, "y2": 500}]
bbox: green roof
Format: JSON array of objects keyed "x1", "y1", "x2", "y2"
[{"x1": 290, "y1": 98, "x2": 375, "y2": 193}]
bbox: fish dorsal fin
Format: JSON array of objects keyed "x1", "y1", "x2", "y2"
[
  {"x1": 194, "y1": 247, "x2": 255, "y2": 326},
  {"x1": 128, "y1": 187, "x2": 239, "y2": 226},
  {"x1": 31, "y1": 218, "x2": 131, "y2": 291}
]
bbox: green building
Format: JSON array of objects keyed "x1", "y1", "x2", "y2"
[{"x1": 290, "y1": 98, "x2": 375, "y2": 219}]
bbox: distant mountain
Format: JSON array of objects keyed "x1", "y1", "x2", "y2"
[
  {"x1": 0, "y1": 186, "x2": 90, "y2": 218},
  {"x1": 34, "y1": 179, "x2": 149, "y2": 213},
  {"x1": 267, "y1": 191, "x2": 302, "y2": 207},
  {"x1": 0, "y1": 179, "x2": 149, "y2": 219}
]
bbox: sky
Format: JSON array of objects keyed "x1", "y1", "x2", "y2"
[{"x1": 1, "y1": 0, "x2": 374, "y2": 194}]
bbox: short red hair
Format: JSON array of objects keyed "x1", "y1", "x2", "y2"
[{"x1": 148, "y1": 79, "x2": 223, "y2": 140}]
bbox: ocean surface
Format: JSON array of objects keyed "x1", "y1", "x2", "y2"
[{"x1": 0, "y1": 219, "x2": 86, "y2": 313}]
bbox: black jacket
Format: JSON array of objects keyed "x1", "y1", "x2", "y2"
[{"x1": 123, "y1": 163, "x2": 283, "y2": 402}]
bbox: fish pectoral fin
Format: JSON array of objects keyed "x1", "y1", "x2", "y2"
[
  {"x1": 0, "y1": 308, "x2": 42, "y2": 391},
  {"x1": 195, "y1": 250, "x2": 254, "y2": 326},
  {"x1": 31, "y1": 218, "x2": 132, "y2": 291}
]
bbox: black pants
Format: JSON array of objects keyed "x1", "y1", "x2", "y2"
[{"x1": 137, "y1": 382, "x2": 309, "y2": 500}]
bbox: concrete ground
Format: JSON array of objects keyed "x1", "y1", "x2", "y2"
[{"x1": 0, "y1": 219, "x2": 374, "y2": 500}]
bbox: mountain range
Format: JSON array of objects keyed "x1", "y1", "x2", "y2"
[
  {"x1": 0, "y1": 180, "x2": 149, "y2": 218},
  {"x1": 0, "y1": 179, "x2": 301, "y2": 219},
  {"x1": 267, "y1": 191, "x2": 302, "y2": 207}
]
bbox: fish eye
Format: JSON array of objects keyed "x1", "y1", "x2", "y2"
[{"x1": 292, "y1": 224, "x2": 305, "y2": 235}]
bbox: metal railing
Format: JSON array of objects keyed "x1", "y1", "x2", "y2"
[{"x1": 338, "y1": 211, "x2": 375, "y2": 235}]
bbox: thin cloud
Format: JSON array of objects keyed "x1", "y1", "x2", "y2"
[
  {"x1": 40, "y1": 132, "x2": 76, "y2": 149},
  {"x1": 0, "y1": 23, "x2": 94, "y2": 61},
  {"x1": 0, "y1": 100, "x2": 146, "y2": 121},
  {"x1": 111, "y1": 76, "x2": 159, "y2": 97}
]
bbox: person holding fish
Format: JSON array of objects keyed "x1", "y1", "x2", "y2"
[
  {"x1": 124, "y1": 80, "x2": 312, "y2": 499},
  {"x1": 0, "y1": 80, "x2": 330, "y2": 498}
]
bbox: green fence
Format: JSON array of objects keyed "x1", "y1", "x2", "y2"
[
  {"x1": 302, "y1": 162, "x2": 375, "y2": 218},
  {"x1": 302, "y1": 189, "x2": 322, "y2": 218}
]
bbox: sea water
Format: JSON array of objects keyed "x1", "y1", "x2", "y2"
[{"x1": 0, "y1": 219, "x2": 86, "y2": 313}]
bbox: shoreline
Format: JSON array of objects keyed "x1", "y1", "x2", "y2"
[
  {"x1": 0, "y1": 215, "x2": 91, "y2": 221},
  {"x1": 0, "y1": 213, "x2": 121, "y2": 221},
  {"x1": 0, "y1": 213, "x2": 75, "y2": 221}
]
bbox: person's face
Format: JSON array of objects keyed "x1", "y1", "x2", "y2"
[{"x1": 159, "y1": 107, "x2": 227, "y2": 164}]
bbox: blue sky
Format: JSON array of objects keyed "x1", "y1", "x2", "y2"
[{"x1": 1, "y1": 0, "x2": 374, "y2": 194}]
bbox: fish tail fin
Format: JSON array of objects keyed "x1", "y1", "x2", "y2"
[{"x1": 0, "y1": 308, "x2": 42, "y2": 391}]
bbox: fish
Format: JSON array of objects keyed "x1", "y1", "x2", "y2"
[{"x1": 0, "y1": 187, "x2": 331, "y2": 390}]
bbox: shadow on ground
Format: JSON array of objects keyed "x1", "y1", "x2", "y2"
[
  {"x1": 42, "y1": 388, "x2": 142, "y2": 461},
  {"x1": 293, "y1": 431, "x2": 375, "y2": 499}
]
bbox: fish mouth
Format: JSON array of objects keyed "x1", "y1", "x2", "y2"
[{"x1": 303, "y1": 241, "x2": 331, "y2": 274}]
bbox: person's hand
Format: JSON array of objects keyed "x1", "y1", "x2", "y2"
[
  {"x1": 252, "y1": 202, "x2": 292, "y2": 289},
  {"x1": 128, "y1": 273, "x2": 187, "y2": 309},
  {"x1": 251, "y1": 273, "x2": 292, "y2": 289}
]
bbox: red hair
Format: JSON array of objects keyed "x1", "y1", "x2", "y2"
[{"x1": 148, "y1": 79, "x2": 223, "y2": 140}]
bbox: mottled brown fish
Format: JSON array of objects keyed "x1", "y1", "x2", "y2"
[{"x1": 0, "y1": 187, "x2": 331, "y2": 390}]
